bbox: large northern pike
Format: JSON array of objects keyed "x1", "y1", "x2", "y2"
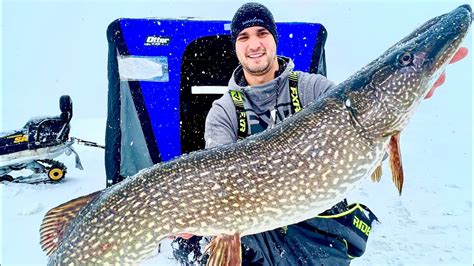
[{"x1": 40, "y1": 4, "x2": 471, "y2": 265}]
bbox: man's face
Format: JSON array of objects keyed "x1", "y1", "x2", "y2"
[{"x1": 235, "y1": 26, "x2": 277, "y2": 77}]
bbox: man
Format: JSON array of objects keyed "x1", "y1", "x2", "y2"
[
  {"x1": 204, "y1": 3, "x2": 374, "y2": 265},
  {"x1": 172, "y1": 2, "x2": 468, "y2": 265}
]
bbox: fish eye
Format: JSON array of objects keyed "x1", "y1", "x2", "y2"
[{"x1": 398, "y1": 52, "x2": 413, "y2": 66}]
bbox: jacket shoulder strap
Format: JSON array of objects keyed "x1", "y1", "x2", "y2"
[
  {"x1": 229, "y1": 90, "x2": 248, "y2": 140},
  {"x1": 289, "y1": 71, "x2": 302, "y2": 113}
]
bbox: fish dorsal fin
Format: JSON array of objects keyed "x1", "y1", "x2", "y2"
[
  {"x1": 40, "y1": 191, "x2": 101, "y2": 256},
  {"x1": 388, "y1": 133, "x2": 404, "y2": 195},
  {"x1": 371, "y1": 165, "x2": 383, "y2": 182}
]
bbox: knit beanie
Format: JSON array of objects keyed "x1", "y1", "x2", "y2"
[{"x1": 230, "y1": 2, "x2": 278, "y2": 45}]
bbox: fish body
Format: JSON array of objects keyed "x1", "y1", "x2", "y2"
[{"x1": 40, "y1": 5, "x2": 472, "y2": 265}]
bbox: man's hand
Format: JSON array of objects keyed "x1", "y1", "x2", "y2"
[
  {"x1": 168, "y1": 233, "x2": 194, "y2": 240},
  {"x1": 425, "y1": 47, "x2": 469, "y2": 99}
]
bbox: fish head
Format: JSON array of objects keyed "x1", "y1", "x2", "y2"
[{"x1": 345, "y1": 4, "x2": 471, "y2": 137}]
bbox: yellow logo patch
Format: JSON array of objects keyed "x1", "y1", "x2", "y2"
[{"x1": 353, "y1": 216, "x2": 371, "y2": 236}]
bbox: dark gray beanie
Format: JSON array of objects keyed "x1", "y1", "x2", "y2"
[{"x1": 230, "y1": 2, "x2": 278, "y2": 45}]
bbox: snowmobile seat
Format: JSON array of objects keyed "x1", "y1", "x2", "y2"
[{"x1": 30, "y1": 95, "x2": 73, "y2": 148}]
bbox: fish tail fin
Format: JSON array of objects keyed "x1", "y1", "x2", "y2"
[{"x1": 39, "y1": 191, "x2": 102, "y2": 256}]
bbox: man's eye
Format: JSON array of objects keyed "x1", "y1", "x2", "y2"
[
  {"x1": 259, "y1": 31, "x2": 269, "y2": 37},
  {"x1": 237, "y1": 36, "x2": 248, "y2": 41}
]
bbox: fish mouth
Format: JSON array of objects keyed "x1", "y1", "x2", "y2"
[{"x1": 423, "y1": 5, "x2": 471, "y2": 79}]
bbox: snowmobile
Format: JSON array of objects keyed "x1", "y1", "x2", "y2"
[{"x1": 0, "y1": 95, "x2": 83, "y2": 183}]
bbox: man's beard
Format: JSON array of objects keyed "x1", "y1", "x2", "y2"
[{"x1": 242, "y1": 56, "x2": 274, "y2": 76}]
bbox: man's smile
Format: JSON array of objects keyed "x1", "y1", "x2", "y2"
[{"x1": 247, "y1": 53, "x2": 265, "y2": 59}]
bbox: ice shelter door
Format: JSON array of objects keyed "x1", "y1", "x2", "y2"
[{"x1": 180, "y1": 35, "x2": 238, "y2": 154}]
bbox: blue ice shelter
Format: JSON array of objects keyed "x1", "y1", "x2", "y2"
[{"x1": 105, "y1": 18, "x2": 328, "y2": 186}]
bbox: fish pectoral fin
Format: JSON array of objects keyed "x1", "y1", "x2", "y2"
[
  {"x1": 205, "y1": 233, "x2": 242, "y2": 266},
  {"x1": 370, "y1": 165, "x2": 383, "y2": 182},
  {"x1": 389, "y1": 133, "x2": 404, "y2": 195},
  {"x1": 39, "y1": 190, "x2": 102, "y2": 256}
]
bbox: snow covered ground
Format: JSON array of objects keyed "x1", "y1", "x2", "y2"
[{"x1": 1, "y1": 0, "x2": 472, "y2": 265}]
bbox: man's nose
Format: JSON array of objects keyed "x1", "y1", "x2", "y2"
[{"x1": 248, "y1": 36, "x2": 262, "y2": 51}]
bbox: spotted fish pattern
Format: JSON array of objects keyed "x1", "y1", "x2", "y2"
[{"x1": 40, "y1": 5, "x2": 472, "y2": 265}]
